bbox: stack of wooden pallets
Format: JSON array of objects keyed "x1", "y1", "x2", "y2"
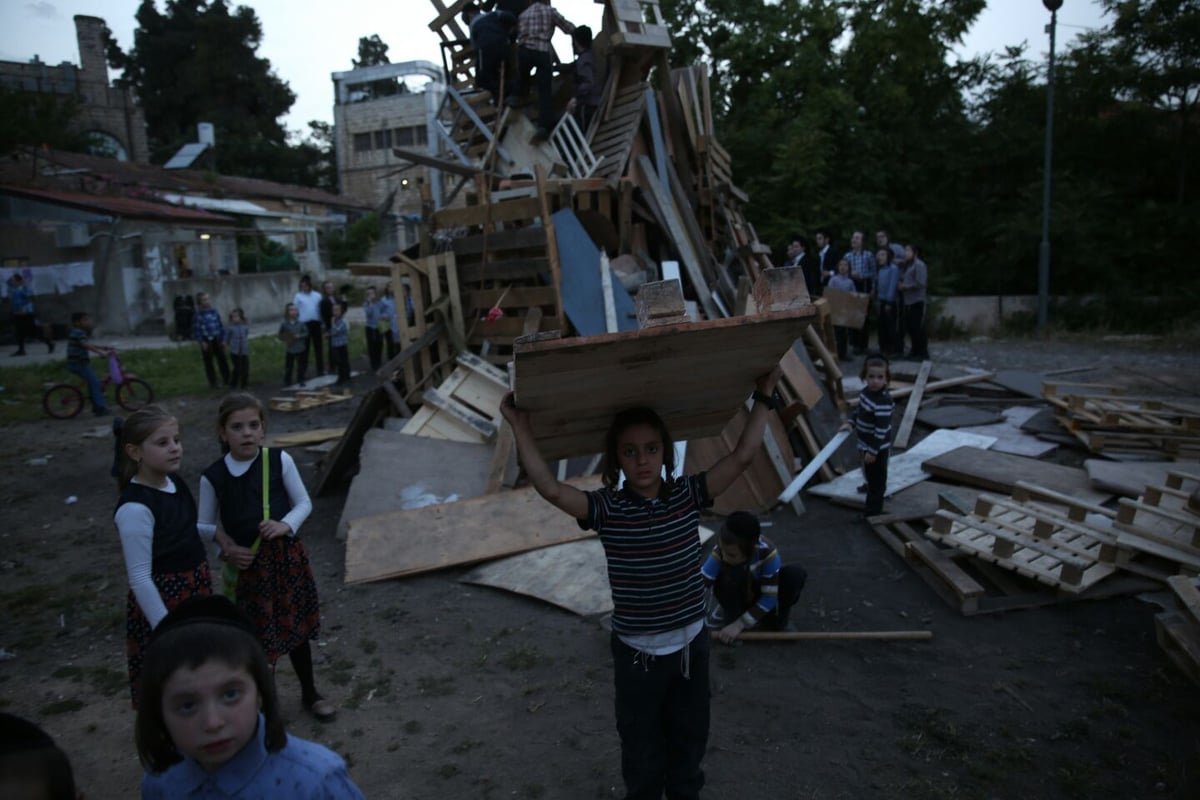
[{"x1": 1043, "y1": 382, "x2": 1200, "y2": 458}]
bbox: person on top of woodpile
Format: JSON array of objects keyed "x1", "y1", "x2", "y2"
[
  {"x1": 511, "y1": 0, "x2": 576, "y2": 141},
  {"x1": 566, "y1": 25, "x2": 601, "y2": 132},
  {"x1": 462, "y1": 2, "x2": 518, "y2": 102}
]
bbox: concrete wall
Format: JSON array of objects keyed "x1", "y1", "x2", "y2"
[
  {"x1": 931, "y1": 295, "x2": 1039, "y2": 335},
  {"x1": 163, "y1": 272, "x2": 302, "y2": 331}
]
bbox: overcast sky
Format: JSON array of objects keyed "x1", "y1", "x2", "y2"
[{"x1": 2, "y1": 0, "x2": 1107, "y2": 138}]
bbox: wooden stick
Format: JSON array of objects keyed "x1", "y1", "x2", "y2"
[
  {"x1": 893, "y1": 359, "x2": 932, "y2": 450},
  {"x1": 849, "y1": 371, "x2": 996, "y2": 406},
  {"x1": 737, "y1": 630, "x2": 933, "y2": 642}
]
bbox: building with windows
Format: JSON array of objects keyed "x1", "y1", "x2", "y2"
[
  {"x1": 0, "y1": 15, "x2": 149, "y2": 162},
  {"x1": 332, "y1": 61, "x2": 444, "y2": 251}
]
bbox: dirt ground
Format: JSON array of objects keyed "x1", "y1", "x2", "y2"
[{"x1": 2, "y1": 335, "x2": 1200, "y2": 800}]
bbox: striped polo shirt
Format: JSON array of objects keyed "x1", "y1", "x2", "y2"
[{"x1": 581, "y1": 474, "x2": 711, "y2": 636}]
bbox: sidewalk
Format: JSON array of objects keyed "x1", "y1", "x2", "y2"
[{"x1": 4, "y1": 307, "x2": 367, "y2": 367}]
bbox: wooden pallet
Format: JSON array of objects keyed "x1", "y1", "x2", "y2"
[
  {"x1": 870, "y1": 517, "x2": 1155, "y2": 616},
  {"x1": 1155, "y1": 611, "x2": 1200, "y2": 685},
  {"x1": 269, "y1": 388, "x2": 354, "y2": 412},
  {"x1": 400, "y1": 351, "x2": 509, "y2": 444},
  {"x1": 1113, "y1": 484, "x2": 1200, "y2": 575},
  {"x1": 926, "y1": 495, "x2": 1119, "y2": 594}
]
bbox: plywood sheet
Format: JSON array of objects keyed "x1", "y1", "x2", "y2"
[
  {"x1": 459, "y1": 526, "x2": 716, "y2": 617},
  {"x1": 808, "y1": 429, "x2": 998, "y2": 506},
  {"x1": 337, "y1": 429, "x2": 492, "y2": 539},
  {"x1": 923, "y1": 446, "x2": 1111, "y2": 505},
  {"x1": 344, "y1": 476, "x2": 603, "y2": 584},
  {"x1": 874, "y1": 480, "x2": 986, "y2": 523},
  {"x1": 510, "y1": 310, "x2": 814, "y2": 459}
]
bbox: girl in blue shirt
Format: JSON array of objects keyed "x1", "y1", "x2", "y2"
[{"x1": 136, "y1": 595, "x2": 364, "y2": 800}]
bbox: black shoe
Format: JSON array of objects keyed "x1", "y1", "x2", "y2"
[
  {"x1": 47, "y1": 342, "x2": 55, "y2": 354},
  {"x1": 856, "y1": 483, "x2": 868, "y2": 494}
]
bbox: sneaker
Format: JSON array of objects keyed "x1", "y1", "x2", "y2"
[{"x1": 303, "y1": 696, "x2": 337, "y2": 722}]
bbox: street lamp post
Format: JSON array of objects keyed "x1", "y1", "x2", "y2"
[{"x1": 1037, "y1": 0, "x2": 1062, "y2": 337}]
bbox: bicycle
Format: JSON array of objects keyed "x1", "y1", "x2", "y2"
[{"x1": 42, "y1": 350, "x2": 155, "y2": 419}]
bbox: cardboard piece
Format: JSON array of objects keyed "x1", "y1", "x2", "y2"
[
  {"x1": 337, "y1": 429, "x2": 492, "y2": 540},
  {"x1": 808, "y1": 429, "x2": 998, "y2": 506},
  {"x1": 344, "y1": 476, "x2": 604, "y2": 584},
  {"x1": 460, "y1": 526, "x2": 716, "y2": 617},
  {"x1": 821, "y1": 286, "x2": 870, "y2": 328}
]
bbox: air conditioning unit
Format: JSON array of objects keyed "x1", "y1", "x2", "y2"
[{"x1": 55, "y1": 223, "x2": 91, "y2": 248}]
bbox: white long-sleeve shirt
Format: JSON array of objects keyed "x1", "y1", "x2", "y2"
[
  {"x1": 115, "y1": 477, "x2": 214, "y2": 628},
  {"x1": 197, "y1": 449, "x2": 312, "y2": 544}
]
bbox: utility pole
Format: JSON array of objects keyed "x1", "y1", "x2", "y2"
[{"x1": 1037, "y1": 0, "x2": 1062, "y2": 337}]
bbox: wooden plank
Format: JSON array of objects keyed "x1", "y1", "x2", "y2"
[
  {"x1": 922, "y1": 446, "x2": 1112, "y2": 505},
  {"x1": 1155, "y1": 611, "x2": 1200, "y2": 685},
  {"x1": 850, "y1": 372, "x2": 997, "y2": 407},
  {"x1": 893, "y1": 360, "x2": 933, "y2": 450},
  {"x1": 313, "y1": 388, "x2": 390, "y2": 497},
  {"x1": 344, "y1": 477, "x2": 604, "y2": 584},
  {"x1": 510, "y1": 310, "x2": 814, "y2": 460},
  {"x1": 267, "y1": 428, "x2": 346, "y2": 447},
  {"x1": 635, "y1": 155, "x2": 722, "y2": 319},
  {"x1": 1168, "y1": 575, "x2": 1200, "y2": 624},
  {"x1": 821, "y1": 287, "x2": 870, "y2": 328}
]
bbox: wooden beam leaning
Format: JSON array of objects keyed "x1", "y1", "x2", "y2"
[{"x1": 893, "y1": 360, "x2": 933, "y2": 450}]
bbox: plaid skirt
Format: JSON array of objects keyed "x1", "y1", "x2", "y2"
[
  {"x1": 126, "y1": 560, "x2": 213, "y2": 708},
  {"x1": 229, "y1": 536, "x2": 321, "y2": 664}
]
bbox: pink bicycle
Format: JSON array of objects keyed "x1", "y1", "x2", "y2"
[{"x1": 42, "y1": 350, "x2": 154, "y2": 419}]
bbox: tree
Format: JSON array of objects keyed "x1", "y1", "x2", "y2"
[
  {"x1": 352, "y1": 34, "x2": 403, "y2": 100},
  {"x1": 0, "y1": 90, "x2": 91, "y2": 154},
  {"x1": 105, "y1": 0, "x2": 299, "y2": 180}
]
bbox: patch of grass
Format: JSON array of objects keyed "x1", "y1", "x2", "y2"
[
  {"x1": 358, "y1": 637, "x2": 377, "y2": 655},
  {"x1": 40, "y1": 698, "x2": 84, "y2": 715},
  {"x1": 0, "y1": 328, "x2": 369, "y2": 424},
  {"x1": 520, "y1": 784, "x2": 546, "y2": 798},
  {"x1": 451, "y1": 738, "x2": 483, "y2": 754},
  {"x1": 1054, "y1": 758, "x2": 1099, "y2": 799},
  {"x1": 325, "y1": 657, "x2": 355, "y2": 687},
  {"x1": 501, "y1": 645, "x2": 546, "y2": 672},
  {"x1": 1050, "y1": 717, "x2": 1090, "y2": 742},
  {"x1": 52, "y1": 665, "x2": 84, "y2": 681},
  {"x1": 417, "y1": 675, "x2": 456, "y2": 696},
  {"x1": 436, "y1": 763, "x2": 460, "y2": 779},
  {"x1": 377, "y1": 606, "x2": 406, "y2": 623},
  {"x1": 404, "y1": 719, "x2": 422, "y2": 734},
  {"x1": 89, "y1": 666, "x2": 127, "y2": 697}
]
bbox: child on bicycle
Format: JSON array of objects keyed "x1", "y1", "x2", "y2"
[{"x1": 66, "y1": 311, "x2": 113, "y2": 416}]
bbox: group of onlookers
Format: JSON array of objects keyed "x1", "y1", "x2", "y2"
[{"x1": 781, "y1": 228, "x2": 929, "y2": 362}]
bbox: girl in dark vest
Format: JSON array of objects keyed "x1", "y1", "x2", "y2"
[
  {"x1": 114, "y1": 404, "x2": 212, "y2": 707},
  {"x1": 198, "y1": 393, "x2": 336, "y2": 722}
]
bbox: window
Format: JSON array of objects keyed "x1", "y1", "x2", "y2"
[
  {"x1": 373, "y1": 129, "x2": 392, "y2": 150},
  {"x1": 353, "y1": 132, "x2": 371, "y2": 153}
]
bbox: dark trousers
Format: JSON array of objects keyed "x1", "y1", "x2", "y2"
[
  {"x1": 833, "y1": 325, "x2": 850, "y2": 361},
  {"x1": 517, "y1": 46, "x2": 555, "y2": 134},
  {"x1": 365, "y1": 327, "x2": 383, "y2": 371},
  {"x1": 713, "y1": 564, "x2": 807, "y2": 629},
  {"x1": 476, "y1": 40, "x2": 512, "y2": 99},
  {"x1": 200, "y1": 341, "x2": 231, "y2": 387},
  {"x1": 13, "y1": 313, "x2": 50, "y2": 353},
  {"x1": 878, "y1": 301, "x2": 898, "y2": 355},
  {"x1": 332, "y1": 344, "x2": 350, "y2": 384},
  {"x1": 303, "y1": 320, "x2": 324, "y2": 375},
  {"x1": 853, "y1": 278, "x2": 874, "y2": 352},
  {"x1": 386, "y1": 333, "x2": 398, "y2": 361},
  {"x1": 284, "y1": 352, "x2": 305, "y2": 386},
  {"x1": 863, "y1": 448, "x2": 890, "y2": 517},
  {"x1": 67, "y1": 361, "x2": 107, "y2": 412},
  {"x1": 611, "y1": 629, "x2": 709, "y2": 800},
  {"x1": 904, "y1": 301, "x2": 929, "y2": 359},
  {"x1": 229, "y1": 354, "x2": 249, "y2": 389}
]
